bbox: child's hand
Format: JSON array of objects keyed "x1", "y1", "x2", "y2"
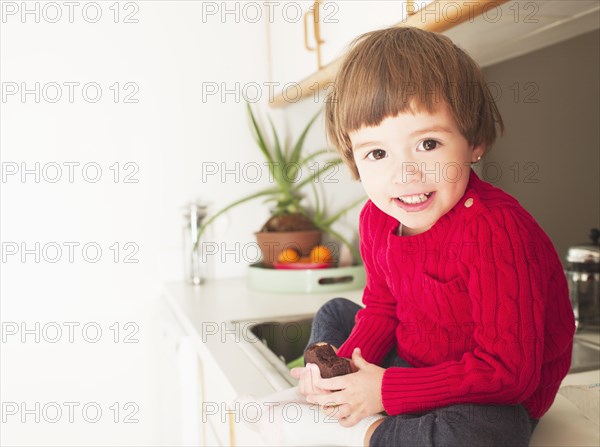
[
  {"x1": 290, "y1": 363, "x2": 331, "y2": 397},
  {"x1": 306, "y1": 348, "x2": 385, "y2": 427}
]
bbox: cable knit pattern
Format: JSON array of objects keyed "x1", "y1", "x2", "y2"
[{"x1": 336, "y1": 170, "x2": 575, "y2": 419}]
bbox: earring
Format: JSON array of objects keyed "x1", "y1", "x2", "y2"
[{"x1": 471, "y1": 156, "x2": 481, "y2": 165}]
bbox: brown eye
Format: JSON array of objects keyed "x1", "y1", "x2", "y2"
[
  {"x1": 421, "y1": 140, "x2": 439, "y2": 151},
  {"x1": 367, "y1": 149, "x2": 387, "y2": 160}
]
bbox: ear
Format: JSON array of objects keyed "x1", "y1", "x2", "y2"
[{"x1": 471, "y1": 144, "x2": 485, "y2": 163}]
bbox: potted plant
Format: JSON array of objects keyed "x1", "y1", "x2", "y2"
[{"x1": 194, "y1": 103, "x2": 363, "y2": 268}]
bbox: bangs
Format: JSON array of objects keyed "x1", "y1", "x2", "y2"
[{"x1": 335, "y1": 30, "x2": 458, "y2": 135}]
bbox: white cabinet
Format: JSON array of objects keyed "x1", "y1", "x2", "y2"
[
  {"x1": 268, "y1": 1, "x2": 435, "y2": 87},
  {"x1": 319, "y1": 1, "x2": 408, "y2": 65},
  {"x1": 157, "y1": 299, "x2": 195, "y2": 445},
  {"x1": 177, "y1": 337, "x2": 205, "y2": 446},
  {"x1": 268, "y1": 1, "x2": 315, "y2": 85},
  {"x1": 157, "y1": 300, "x2": 224, "y2": 446},
  {"x1": 158, "y1": 294, "x2": 267, "y2": 446}
]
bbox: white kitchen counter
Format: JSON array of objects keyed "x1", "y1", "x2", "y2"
[
  {"x1": 530, "y1": 369, "x2": 600, "y2": 447},
  {"x1": 162, "y1": 278, "x2": 600, "y2": 446}
]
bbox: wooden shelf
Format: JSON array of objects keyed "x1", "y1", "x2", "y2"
[{"x1": 269, "y1": 0, "x2": 509, "y2": 108}]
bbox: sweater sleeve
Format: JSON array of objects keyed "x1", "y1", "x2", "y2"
[
  {"x1": 336, "y1": 202, "x2": 398, "y2": 364},
  {"x1": 381, "y1": 207, "x2": 563, "y2": 415}
]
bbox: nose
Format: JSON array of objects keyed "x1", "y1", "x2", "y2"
[{"x1": 392, "y1": 158, "x2": 422, "y2": 185}]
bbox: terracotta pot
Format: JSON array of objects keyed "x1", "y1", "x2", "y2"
[{"x1": 255, "y1": 230, "x2": 322, "y2": 267}]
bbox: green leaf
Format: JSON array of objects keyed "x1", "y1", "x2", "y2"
[
  {"x1": 289, "y1": 109, "x2": 321, "y2": 165},
  {"x1": 247, "y1": 104, "x2": 281, "y2": 185},
  {"x1": 193, "y1": 187, "x2": 278, "y2": 250},
  {"x1": 267, "y1": 114, "x2": 288, "y2": 183},
  {"x1": 309, "y1": 181, "x2": 323, "y2": 221},
  {"x1": 321, "y1": 196, "x2": 365, "y2": 227}
]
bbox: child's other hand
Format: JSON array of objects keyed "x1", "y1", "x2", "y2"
[
  {"x1": 290, "y1": 363, "x2": 331, "y2": 397},
  {"x1": 306, "y1": 348, "x2": 385, "y2": 427}
]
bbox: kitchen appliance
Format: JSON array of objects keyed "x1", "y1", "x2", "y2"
[{"x1": 566, "y1": 228, "x2": 600, "y2": 331}]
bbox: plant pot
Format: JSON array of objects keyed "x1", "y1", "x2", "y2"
[{"x1": 255, "y1": 230, "x2": 322, "y2": 268}]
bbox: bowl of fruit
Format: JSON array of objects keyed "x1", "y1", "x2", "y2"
[
  {"x1": 247, "y1": 245, "x2": 365, "y2": 294},
  {"x1": 273, "y1": 246, "x2": 334, "y2": 270}
]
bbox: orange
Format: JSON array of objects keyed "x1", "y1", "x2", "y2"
[
  {"x1": 310, "y1": 245, "x2": 333, "y2": 264},
  {"x1": 277, "y1": 247, "x2": 300, "y2": 263}
]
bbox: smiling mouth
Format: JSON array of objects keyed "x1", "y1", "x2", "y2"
[{"x1": 397, "y1": 192, "x2": 433, "y2": 204}]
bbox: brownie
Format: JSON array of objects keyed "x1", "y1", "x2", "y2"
[{"x1": 304, "y1": 342, "x2": 352, "y2": 378}]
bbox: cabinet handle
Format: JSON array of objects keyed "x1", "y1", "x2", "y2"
[
  {"x1": 303, "y1": 0, "x2": 325, "y2": 69},
  {"x1": 228, "y1": 407, "x2": 237, "y2": 447}
]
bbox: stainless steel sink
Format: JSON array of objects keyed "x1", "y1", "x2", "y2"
[
  {"x1": 250, "y1": 317, "x2": 313, "y2": 364},
  {"x1": 227, "y1": 314, "x2": 314, "y2": 389}
]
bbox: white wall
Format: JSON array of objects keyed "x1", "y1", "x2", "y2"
[{"x1": 0, "y1": 2, "x2": 312, "y2": 445}]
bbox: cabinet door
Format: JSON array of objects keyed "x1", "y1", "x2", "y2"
[
  {"x1": 319, "y1": 1, "x2": 408, "y2": 65},
  {"x1": 269, "y1": 1, "x2": 437, "y2": 88},
  {"x1": 201, "y1": 347, "x2": 267, "y2": 446},
  {"x1": 157, "y1": 302, "x2": 206, "y2": 446},
  {"x1": 269, "y1": 1, "x2": 316, "y2": 85},
  {"x1": 157, "y1": 301, "x2": 187, "y2": 445},
  {"x1": 178, "y1": 337, "x2": 205, "y2": 446}
]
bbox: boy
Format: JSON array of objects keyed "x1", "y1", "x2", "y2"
[{"x1": 244, "y1": 27, "x2": 575, "y2": 447}]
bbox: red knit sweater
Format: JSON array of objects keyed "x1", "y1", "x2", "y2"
[{"x1": 337, "y1": 169, "x2": 575, "y2": 419}]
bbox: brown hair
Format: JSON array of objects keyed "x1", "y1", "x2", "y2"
[{"x1": 325, "y1": 26, "x2": 504, "y2": 179}]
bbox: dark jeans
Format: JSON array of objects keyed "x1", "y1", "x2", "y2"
[{"x1": 306, "y1": 298, "x2": 539, "y2": 447}]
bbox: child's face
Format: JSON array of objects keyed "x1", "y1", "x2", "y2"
[{"x1": 349, "y1": 102, "x2": 483, "y2": 236}]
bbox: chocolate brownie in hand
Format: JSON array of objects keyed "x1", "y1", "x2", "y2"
[{"x1": 304, "y1": 342, "x2": 352, "y2": 378}]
